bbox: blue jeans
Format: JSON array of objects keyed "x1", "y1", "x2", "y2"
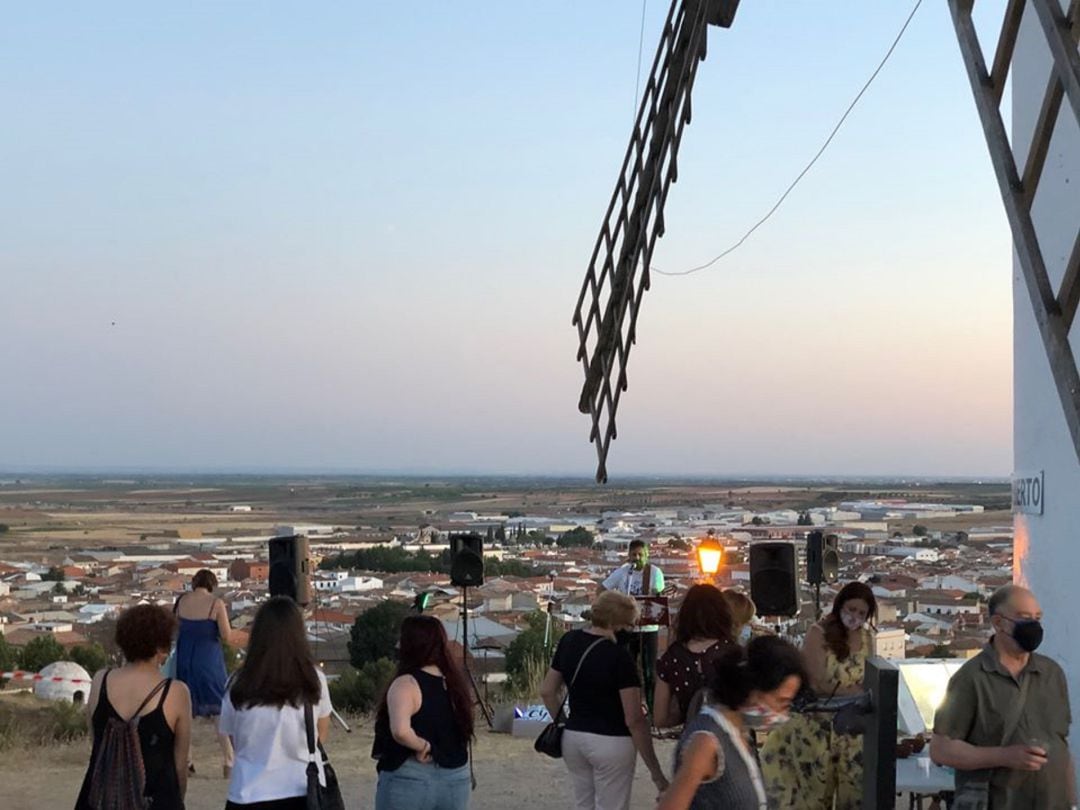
[{"x1": 375, "y1": 759, "x2": 471, "y2": 810}]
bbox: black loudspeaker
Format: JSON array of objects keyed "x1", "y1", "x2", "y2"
[
  {"x1": 749, "y1": 542, "x2": 799, "y2": 616},
  {"x1": 449, "y1": 533, "x2": 484, "y2": 587},
  {"x1": 269, "y1": 534, "x2": 311, "y2": 606},
  {"x1": 806, "y1": 531, "x2": 824, "y2": 585}
]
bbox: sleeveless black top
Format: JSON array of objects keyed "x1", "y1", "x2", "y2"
[
  {"x1": 372, "y1": 669, "x2": 469, "y2": 772},
  {"x1": 75, "y1": 672, "x2": 183, "y2": 810}
]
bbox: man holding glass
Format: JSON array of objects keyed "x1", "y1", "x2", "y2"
[{"x1": 930, "y1": 585, "x2": 1076, "y2": 809}]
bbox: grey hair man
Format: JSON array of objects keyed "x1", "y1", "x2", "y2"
[{"x1": 930, "y1": 584, "x2": 1076, "y2": 809}]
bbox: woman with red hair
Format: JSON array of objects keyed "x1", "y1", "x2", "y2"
[{"x1": 373, "y1": 615, "x2": 475, "y2": 810}]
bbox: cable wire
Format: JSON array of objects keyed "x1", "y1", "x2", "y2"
[
  {"x1": 633, "y1": 0, "x2": 649, "y2": 122},
  {"x1": 653, "y1": 0, "x2": 924, "y2": 277}
]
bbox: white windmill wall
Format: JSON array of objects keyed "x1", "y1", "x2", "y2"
[{"x1": 1012, "y1": 0, "x2": 1080, "y2": 749}]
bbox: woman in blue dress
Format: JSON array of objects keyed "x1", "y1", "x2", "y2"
[{"x1": 174, "y1": 568, "x2": 236, "y2": 778}]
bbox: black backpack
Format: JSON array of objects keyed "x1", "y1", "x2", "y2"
[{"x1": 86, "y1": 675, "x2": 169, "y2": 810}]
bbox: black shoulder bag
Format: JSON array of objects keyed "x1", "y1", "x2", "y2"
[
  {"x1": 304, "y1": 702, "x2": 345, "y2": 810},
  {"x1": 534, "y1": 637, "x2": 606, "y2": 759}
]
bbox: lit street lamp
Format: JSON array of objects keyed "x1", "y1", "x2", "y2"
[{"x1": 696, "y1": 534, "x2": 724, "y2": 581}]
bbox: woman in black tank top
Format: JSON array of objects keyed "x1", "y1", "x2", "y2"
[
  {"x1": 74, "y1": 604, "x2": 193, "y2": 810},
  {"x1": 372, "y1": 616, "x2": 474, "y2": 810}
]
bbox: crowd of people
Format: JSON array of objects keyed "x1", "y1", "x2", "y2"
[{"x1": 71, "y1": 556, "x2": 1076, "y2": 810}]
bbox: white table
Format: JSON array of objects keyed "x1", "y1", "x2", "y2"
[{"x1": 896, "y1": 757, "x2": 955, "y2": 809}]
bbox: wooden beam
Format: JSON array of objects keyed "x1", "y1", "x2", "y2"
[
  {"x1": 992, "y1": 0, "x2": 1028, "y2": 105},
  {"x1": 1060, "y1": 230, "x2": 1080, "y2": 333},
  {"x1": 1022, "y1": 74, "x2": 1064, "y2": 208},
  {"x1": 950, "y1": 0, "x2": 1080, "y2": 465},
  {"x1": 1023, "y1": 1, "x2": 1080, "y2": 208},
  {"x1": 1032, "y1": 0, "x2": 1080, "y2": 124}
]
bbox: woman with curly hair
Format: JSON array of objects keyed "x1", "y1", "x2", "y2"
[
  {"x1": 75, "y1": 604, "x2": 192, "y2": 810},
  {"x1": 759, "y1": 581, "x2": 877, "y2": 809}
]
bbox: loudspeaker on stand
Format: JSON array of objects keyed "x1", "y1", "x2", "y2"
[
  {"x1": 269, "y1": 534, "x2": 311, "y2": 606},
  {"x1": 749, "y1": 542, "x2": 799, "y2": 616}
]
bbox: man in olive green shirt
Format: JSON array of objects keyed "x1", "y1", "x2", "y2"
[{"x1": 931, "y1": 585, "x2": 1076, "y2": 809}]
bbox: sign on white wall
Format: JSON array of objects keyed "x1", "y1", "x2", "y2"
[{"x1": 1012, "y1": 470, "x2": 1044, "y2": 516}]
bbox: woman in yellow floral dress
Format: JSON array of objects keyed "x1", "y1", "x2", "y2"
[{"x1": 759, "y1": 581, "x2": 877, "y2": 809}]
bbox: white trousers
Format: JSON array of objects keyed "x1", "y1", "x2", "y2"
[{"x1": 562, "y1": 730, "x2": 637, "y2": 810}]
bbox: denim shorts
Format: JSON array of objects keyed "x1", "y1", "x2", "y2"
[{"x1": 374, "y1": 758, "x2": 471, "y2": 810}]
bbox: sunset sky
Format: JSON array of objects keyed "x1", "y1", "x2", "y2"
[{"x1": 1, "y1": 2, "x2": 1014, "y2": 477}]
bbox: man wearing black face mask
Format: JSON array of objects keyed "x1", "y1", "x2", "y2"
[{"x1": 931, "y1": 585, "x2": 1076, "y2": 809}]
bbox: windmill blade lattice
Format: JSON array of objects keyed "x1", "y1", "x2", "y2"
[{"x1": 572, "y1": 0, "x2": 739, "y2": 483}]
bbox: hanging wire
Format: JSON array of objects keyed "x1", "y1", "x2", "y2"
[
  {"x1": 633, "y1": 0, "x2": 649, "y2": 121},
  {"x1": 653, "y1": 0, "x2": 924, "y2": 277}
]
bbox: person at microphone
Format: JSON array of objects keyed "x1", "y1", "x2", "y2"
[{"x1": 600, "y1": 540, "x2": 665, "y2": 714}]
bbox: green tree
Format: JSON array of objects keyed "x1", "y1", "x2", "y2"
[
  {"x1": 928, "y1": 644, "x2": 952, "y2": 659},
  {"x1": 221, "y1": 642, "x2": 243, "y2": 674},
  {"x1": 329, "y1": 658, "x2": 397, "y2": 713},
  {"x1": 505, "y1": 611, "x2": 562, "y2": 688},
  {"x1": 668, "y1": 537, "x2": 691, "y2": 551},
  {"x1": 19, "y1": 635, "x2": 67, "y2": 672},
  {"x1": 348, "y1": 601, "x2": 412, "y2": 668},
  {"x1": 52, "y1": 582, "x2": 67, "y2": 595},
  {"x1": 484, "y1": 558, "x2": 540, "y2": 578},
  {"x1": 912, "y1": 525, "x2": 929, "y2": 537},
  {"x1": 750, "y1": 516, "x2": 765, "y2": 526},
  {"x1": 495, "y1": 525, "x2": 506, "y2": 543},
  {"x1": 320, "y1": 546, "x2": 447, "y2": 574},
  {"x1": 69, "y1": 643, "x2": 109, "y2": 674},
  {"x1": 525, "y1": 530, "x2": 550, "y2": 546},
  {"x1": 0, "y1": 634, "x2": 17, "y2": 688},
  {"x1": 797, "y1": 511, "x2": 813, "y2": 526},
  {"x1": 41, "y1": 566, "x2": 65, "y2": 582},
  {"x1": 0, "y1": 523, "x2": 9, "y2": 534},
  {"x1": 556, "y1": 527, "x2": 595, "y2": 548}
]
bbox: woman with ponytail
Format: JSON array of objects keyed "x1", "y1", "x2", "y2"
[
  {"x1": 372, "y1": 615, "x2": 475, "y2": 810},
  {"x1": 657, "y1": 636, "x2": 804, "y2": 810}
]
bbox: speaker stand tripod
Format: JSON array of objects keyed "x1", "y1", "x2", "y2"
[{"x1": 460, "y1": 585, "x2": 493, "y2": 728}]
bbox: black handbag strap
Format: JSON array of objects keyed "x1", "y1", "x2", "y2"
[
  {"x1": 557, "y1": 637, "x2": 606, "y2": 720},
  {"x1": 304, "y1": 702, "x2": 318, "y2": 764}
]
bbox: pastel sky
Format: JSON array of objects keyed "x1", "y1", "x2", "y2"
[{"x1": 1, "y1": 2, "x2": 1014, "y2": 478}]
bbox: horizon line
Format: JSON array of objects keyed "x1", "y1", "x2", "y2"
[{"x1": 0, "y1": 466, "x2": 1011, "y2": 484}]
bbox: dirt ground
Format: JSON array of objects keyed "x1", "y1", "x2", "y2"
[
  {"x1": 0, "y1": 719, "x2": 926, "y2": 810},
  {"x1": 0, "y1": 717, "x2": 677, "y2": 810}
]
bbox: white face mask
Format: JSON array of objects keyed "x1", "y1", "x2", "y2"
[
  {"x1": 841, "y1": 612, "x2": 865, "y2": 631},
  {"x1": 740, "y1": 703, "x2": 791, "y2": 731}
]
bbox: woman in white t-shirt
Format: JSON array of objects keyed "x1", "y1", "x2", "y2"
[{"x1": 219, "y1": 597, "x2": 332, "y2": 810}]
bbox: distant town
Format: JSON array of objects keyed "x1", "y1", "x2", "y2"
[{"x1": 0, "y1": 475, "x2": 1014, "y2": 699}]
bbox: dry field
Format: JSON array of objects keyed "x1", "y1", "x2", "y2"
[{"x1": 0, "y1": 475, "x2": 1011, "y2": 562}]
